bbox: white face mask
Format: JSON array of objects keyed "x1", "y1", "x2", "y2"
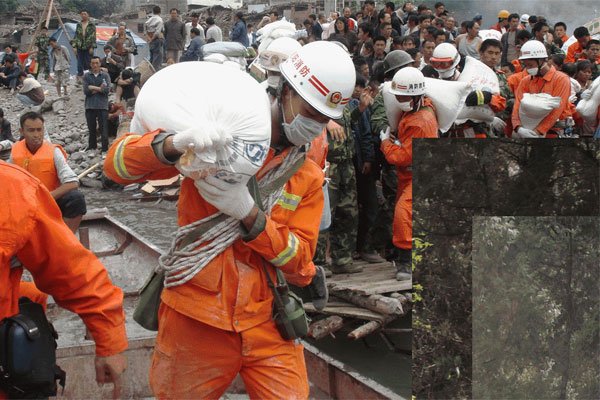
[
  {"x1": 526, "y1": 67, "x2": 539, "y2": 76},
  {"x1": 281, "y1": 97, "x2": 327, "y2": 146},
  {"x1": 397, "y1": 101, "x2": 413, "y2": 112},
  {"x1": 267, "y1": 74, "x2": 280, "y2": 89},
  {"x1": 437, "y1": 67, "x2": 456, "y2": 79}
]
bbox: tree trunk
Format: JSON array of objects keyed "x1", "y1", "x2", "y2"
[{"x1": 558, "y1": 228, "x2": 574, "y2": 399}]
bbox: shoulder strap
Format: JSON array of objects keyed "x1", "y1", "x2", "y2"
[
  {"x1": 178, "y1": 153, "x2": 305, "y2": 251},
  {"x1": 251, "y1": 154, "x2": 306, "y2": 211}
]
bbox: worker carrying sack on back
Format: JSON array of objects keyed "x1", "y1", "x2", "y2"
[{"x1": 104, "y1": 41, "x2": 356, "y2": 399}]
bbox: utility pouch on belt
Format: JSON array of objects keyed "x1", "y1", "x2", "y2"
[
  {"x1": 262, "y1": 263, "x2": 310, "y2": 341},
  {"x1": 0, "y1": 297, "x2": 66, "y2": 399},
  {"x1": 133, "y1": 269, "x2": 164, "y2": 331}
]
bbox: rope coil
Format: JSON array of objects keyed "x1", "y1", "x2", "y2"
[{"x1": 158, "y1": 147, "x2": 304, "y2": 288}]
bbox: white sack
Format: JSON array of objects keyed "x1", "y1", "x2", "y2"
[
  {"x1": 456, "y1": 56, "x2": 500, "y2": 123},
  {"x1": 576, "y1": 76, "x2": 600, "y2": 131},
  {"x1": 202, "y1": 41, "x2": 247, "y2": 57},
  {"x1": 382, "y1": 81, "x2": 403, "y2": 133},
  {"x1": 383, "y1": 79, "x2": 470, "y2": 133},
  {"x1": 518, "y1": 93, "x2": 562, "y2": 130},
  {"x1": 424, "y1": 78, "x2": 471, "y2": 133},
  {"x1": 256, "y1": 20, "x2": 297, "y2": 53},
  {"x1": 130, "y1": 62, "x2": 271, "y2": 185},
  {"x1": 458, "y1": 56, "x2": 500, "y2": 94}
]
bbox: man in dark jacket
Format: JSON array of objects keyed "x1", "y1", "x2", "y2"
[
  {"x1": 164, "y1": 8, "x2": 186, "y2": 62},
  {"x1": 230, "y1": 12, "x2": 249, "y2": 47},
  {"x1": 83, "y1": 56, "x2": 110, "y2": 152},
  {"x1": 0, "y1": 55, "x2": 21, "y2": 91},
  {"x1": 181, "y1": 28, "x2": 204, "y2": 61}
]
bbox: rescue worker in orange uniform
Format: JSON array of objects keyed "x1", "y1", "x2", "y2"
[
  {"x1": 10, "y1": 112, "x2": 86, "y2": 233},
  {"x1": 103, "y1": 41, "x2": 356, "y2": 399},
  {"x1": 512, "y1": 40, "x2": 572, "y2": 138},
  {"x1": 565, "y1": 26, "x2": 591, "y2": 63},
  {"x1": 380, "y1": 67, "x2": 438, "y2": 280},
  {"x1": 0, "y1": 161, "x2": 127, "y2": 399},
  {"x1": 430, "y1": 43, "x2": 506, "y2": 138}
]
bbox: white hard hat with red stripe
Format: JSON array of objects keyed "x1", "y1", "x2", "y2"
[
  {"x1": 279, "y1": 41, "x2": 356, "y2": 119},
  {"x1": 519, "y1": 39, "x2": 548, "y2": 59},
  {"x1": 389, "y1": 67, "x2": 426, "y2": 96}
]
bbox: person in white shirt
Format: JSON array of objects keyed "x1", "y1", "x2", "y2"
[
  {"x1": 205, "y1": 17, "x2": 223, "y2": 42},
  {"x1": 185, "y1": 12, "x2": 205, "y2": 49}
]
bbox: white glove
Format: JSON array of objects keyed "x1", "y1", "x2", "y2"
[
  {"x1": 172, "y1": 127, "x2": 233, "y2": 154},
  {"x1": 194, "y1": 175, "x2": 255, "y2": 220},
  {"x1": 380, "y1": 127, "x2": 391, "y2": 142},
  {"x1": 516, "y1": 127, "x2": 540, "y2": 138},
  {"x1": 491, "y1": 117, "x2": 507, "y2": 132},
  {"x1": 580, "y1": 89, "x2": 592, "y2": 101}
]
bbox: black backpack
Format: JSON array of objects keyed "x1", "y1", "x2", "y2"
[{"x1": 0, "y1": 297, "x2": 66, "y2": 399}]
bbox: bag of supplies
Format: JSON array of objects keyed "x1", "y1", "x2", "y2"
[{"x1": 130, "y1": 62, "x2": 272, "y2": 186}]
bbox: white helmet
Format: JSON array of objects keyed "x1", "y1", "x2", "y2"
[
  {"x1": 259, "y1": 37, "x2": 302, "y2": 72},
  {"x1": 519, "y1": 40, "x2": 548, "y2": 59},
  {"x1": 430, "y1": 43, "x2": 460, "y2": 78},
  {"x1": 280, "y1": 41, "x2": 355, "y2": 119},
  {"x1": 389, "y1": 67, "x2": 426, "y2": 96},
  {"x1": 520, "y1": 13, "x2": 530, "y2": 23}
]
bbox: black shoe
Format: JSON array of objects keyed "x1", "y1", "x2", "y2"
[{"x1": 308, "y1": 265, "x2": 329, "y2": 311}]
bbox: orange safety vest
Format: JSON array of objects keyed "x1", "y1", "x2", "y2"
[{"x1": 11, "y1": 140, "x2": 67, "y2": 192}]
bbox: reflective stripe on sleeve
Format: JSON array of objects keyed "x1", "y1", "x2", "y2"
[
  {"x1": 276, "y1": 190, "x2": 302, "y2": 211},
  {"x1": 113, "y1": 135, "x2": 145, "y2": 180},
  {"x1": 269, "y1": 232, "x2": 300, "y2": 267}
]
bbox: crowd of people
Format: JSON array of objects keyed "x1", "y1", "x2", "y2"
[{"x1": 1, "y1": 1, "x2": 600, "y2": 398}]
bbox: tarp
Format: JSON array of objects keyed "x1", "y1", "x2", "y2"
[{"x1": 50, "y1": 23, "x2": 148, "y2": 75}]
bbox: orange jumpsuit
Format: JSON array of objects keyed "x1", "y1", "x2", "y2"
[
  {"x1": 0, "y1": 162, "x2": 127, "y2": 356},
  {"x1": 512, "y1": 66, "x2": 572, "y2": 137},
  {"x1": 565, "y1": 41, "x2": 585, "y2": 63},
  {"x1": 104, "y1": 131, "x2": 323, "y2": 399},
  {"x1": 508, "y1": 70, "x2": 528, "y2": 95},
  {"x1": 380, "y1": 98, "x2": 438, "y2": 250}
]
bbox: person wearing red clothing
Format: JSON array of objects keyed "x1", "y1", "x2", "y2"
[
  {"x1": 0, "y1": 161, "x2": 127, "y2": 399},
  {"x1": 104, "y1": 41, "x2": 356, "y2": 399},
  {"x1": 380, "y1": 67, "x2": 438, "y2": 280},
  {"x1": 490, "y1": 10, "x2": 510, "y2": 34},
  {"x1": 565, "y1": 26, "x2": 591, "y2": 63},
  {"x1": 512, "y1": 40, "x2": 572, "y2": 138}
]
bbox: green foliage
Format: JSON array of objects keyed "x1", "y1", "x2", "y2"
[
  {"x1": 0, "y1": 0, "x2": 19, "y2": 13},
  {"x1": 411, "y1": 140, "x2": 599, "y2": 399},
  {"x1": 472, "y1": 217, "x2": 599, "y2": 399}
]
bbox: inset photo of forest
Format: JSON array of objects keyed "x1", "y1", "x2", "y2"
[
  {"x1": 412, "y1": 140, "x2": 599, "y2": 399},
  {"x1": 472, "y1": 217, "x2": 599, "y2": 399}
]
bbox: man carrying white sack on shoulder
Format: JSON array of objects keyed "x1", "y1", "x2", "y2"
[
  {"x1": 512, "y1": 40, "x2": 571, "y2": 138},
  {"x1": 103, "y1": 41, "x2": 356, "y2": 399}
]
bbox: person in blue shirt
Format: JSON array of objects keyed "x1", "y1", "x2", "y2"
[{"x1": 230, "y1": 11, "x2": 249, "y2": 48}]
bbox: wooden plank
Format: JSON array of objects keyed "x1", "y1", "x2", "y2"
[
  {"x1": 305, "y1": 303, "x2": 386, "y2": 322},
  {"x1": 148, "y1": 175, "x2": 180, "y2": 187},
  {"x1": 327, "y1": 262, "x2": 393, "y2": 282},
  {"x1": 342, "y1": 279, "x2": 412, "y2": 295},
  {"x1": 140, "y1": 183, "x2": 156, "y2": 194},
  {"x1": 328, "y1": 271, "x2": 396, "y2": 287}
]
